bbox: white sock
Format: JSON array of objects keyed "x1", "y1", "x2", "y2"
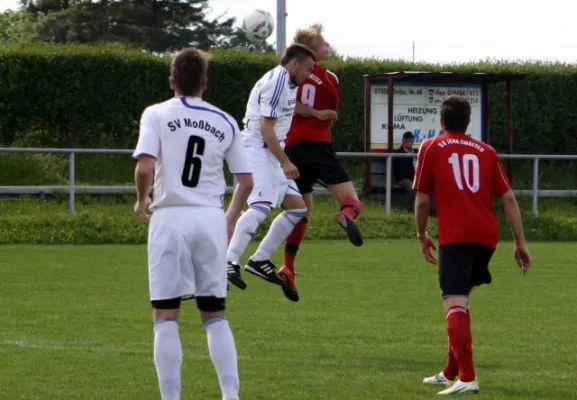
[
  {"x1": 154, "y1": 320, "x2": 182, "y2": 400},
  {"x1": 205, "y1": 317, "x2": 240, "y2": 399},
  {"x1": 227, "y1": 205, "x2": 270, "y2": 263},
  {"x1": 251, "y1": 208, "x2": 307, "y2": 261}
]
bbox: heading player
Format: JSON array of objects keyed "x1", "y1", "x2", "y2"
[
  {"x1": 226, "y1": 44, "x2": 316, "y2": 292},
  {"x1": 279, "y1": 24, "x2": 364, "y2": 302},
  {"x1": 413, "y1": 95, "x2": 531, "y2": 395},
  {"x1": 132, "y1": 48, "x2": 253, "y2": 400}
]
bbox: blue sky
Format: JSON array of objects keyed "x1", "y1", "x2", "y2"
[{"x1": 2, "y1": 0, "x2": 576, "y2": 64}]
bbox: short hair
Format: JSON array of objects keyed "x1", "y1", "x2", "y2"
[
  {"x1": 402, "y1": 131, "x2": 414, "y2": 139},
  {"x1": 280, "y1": 43, "x2": 316, "y2": 66},
  {"x1": 293, "y1": 23, "x2": 324, "y2": 52},
  {"x1": 440, "y1": 95, "x2": 471, "y2": 132},
  {"x1": 170, "y1": 48, "x2": 211, "y2": 96}
]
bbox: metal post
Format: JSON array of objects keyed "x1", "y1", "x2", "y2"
[
  {"x1": 532, "y1": 157, "x2": 539, "y2": 217},
  {"x1": 276, "y1": 0, "x2": 287, "y2": 55},
  {"x1": 385, "y1": 155, "x2": 392, "y2": 217},
  {"x1": 412, "y1": 41, "x2": 415, "y2": 62},
  {"x1": 69, "y1": 152, "x2": 76, "y2": 216}
]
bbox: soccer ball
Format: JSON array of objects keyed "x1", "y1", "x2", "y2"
[{"x1": 242, "y1": 10, "x2": 275, "y2": 41}]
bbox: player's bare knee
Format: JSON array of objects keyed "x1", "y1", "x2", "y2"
[
  {"x1": 200, "y1": 310, "x2": 226, "y2": 324},
  {"x1": 151, "y1": 298, "x2": 181, "y2": 321},
  {"x1": 328, "y1": 181, "x2": 358, "y2": 201},
  {"x1": 302, "y1": 193, "x2": 314, "y2": 218},
  {"x1": 283, "y1": 194, "x2": 306, "y2": 210},
  {"x1": 196, "y1": 296, "x2": 226, "y2": 321},
  {"x1": 443, "y1": 295, "x2": 468, "y2": 312}
]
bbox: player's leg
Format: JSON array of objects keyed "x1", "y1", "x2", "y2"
[
  {"x1": 318, "y1": 145, "x2": 363, "y2": 246},
  {"x1": 148, "y1": 211, "x2": 195, "y2": 400},
  {"x1": 193, "y1": 208, "x2": 240, "y2": 400},
  {"x1": 152, "y1": 301, "x2": 183, "y2": 400},
  {"x1": 227, "y1": 149, "x2": 275, "y2": 290},
  {"x1": 246, "y1": 185, "x2": 307, "y2": 288},
  {"x1": 283, "y1": 191, "x2": 313, "y2": 274},
  {"x1": 283, "y1": 142, "x2": 314, "y2": 275},
  {"x1": 433, "y1": 243, "x2": 480, "y2": 395}
]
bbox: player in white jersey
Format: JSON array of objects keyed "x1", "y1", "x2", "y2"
[
  {"x1": 226, "y1": 44, "x2": 316, "y2": 291},
  {"x1": 133, "y1": 48, "x2": 253, "y2": 400}
]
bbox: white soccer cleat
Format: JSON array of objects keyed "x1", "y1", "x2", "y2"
[
  {"x1": 423, "y1": 372, "x2": 454, "y2": 386},
  {"x1": 437, "y1": 379, "x2": 480, "y2": 395}
]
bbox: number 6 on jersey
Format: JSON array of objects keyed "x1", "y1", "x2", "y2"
[
  {"x1": 182, "y1": 135, "x2": 205, "y2": 188},
  {"x1": 449, "y1": 153, "x2": 480, "y2": 193}
]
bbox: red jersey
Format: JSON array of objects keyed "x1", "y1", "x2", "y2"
[
  {"x1": 413, "y1": 133, "x2": 511, "y2": 248},
  {"x1": 286, "y1": 64, "x2": 342, "y2": 146}
]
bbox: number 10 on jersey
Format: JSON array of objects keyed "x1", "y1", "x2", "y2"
[
  {"x1": 449, "y1": 153, "x2": 480, "y2": 193},
  {"x1": 182, "y1": 135, "x2": 205, "y2": 188}
]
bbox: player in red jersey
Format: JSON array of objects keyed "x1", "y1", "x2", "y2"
[
  {"x1": 278, "y1": 24, "x2": 363, "y2": 302},
  {"x1": 413, "y1": 95, "x2": 532, "y2": 395}
]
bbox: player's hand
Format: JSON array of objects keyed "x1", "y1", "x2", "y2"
[
  {"x1": 281, "y1": 160, "x2": 300, "y2": 180},
  {"x1": 134, "y1": 197, "x2": 152, "y2": 221},
  {"x1": 419, "y1": 234, "x2": 438, "y2": 265},
  {"x1": 316, "y1": 109, "x2": 338, "y2": 121},
  {"x1": 514, "y1": 243, "x2": 532, "y2": 274}
]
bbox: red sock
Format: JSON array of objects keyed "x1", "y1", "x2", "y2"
[
  {"x1": 284, "y1": 217, "x2": 308, "y2": 273},
  {"x1": 442, "y1": 337, "x2": 459, "y2": 381},
  {"x1": 446, "y1": 306, "x2": 475, "y2": 382},
  {"x1": 339, "y1": 197, "x2": 362, "y2": 220}
]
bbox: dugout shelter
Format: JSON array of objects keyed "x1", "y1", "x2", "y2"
[{"x1": 363, "y1": 71, "x2": 529, "y2": 193}]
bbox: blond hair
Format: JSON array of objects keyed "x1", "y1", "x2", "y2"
[{"x1": 293, "y1": 23, "x2": 324, "y2": 52}]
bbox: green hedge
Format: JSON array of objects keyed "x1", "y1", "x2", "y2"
[
  {"x1": 1, "y1": 43, "x2": 577, "y2": 154},
  {"x1": 1, "y1": 195, "x2": 576, "y2": 244}
]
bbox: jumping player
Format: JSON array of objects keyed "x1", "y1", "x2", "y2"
[
  {"x1": 226, "y1": 44, "x2": 316, "y2": 291},
  {"x1": 133, "y1": 48, "x2": 253, "y2": 400},
  {"x1": 279, "y1": 24, "x2": 364, "y2": 302},
  {"x1": 413, "y1": 95, "x2": 532, "y2": 395}
]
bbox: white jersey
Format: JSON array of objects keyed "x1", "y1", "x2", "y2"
[
  {"x1": 242, "y1": 65, "x2": 298, "y2": 145},
  {"x1": 133, "y1": 97, "x2": 251, "y2": 211}
]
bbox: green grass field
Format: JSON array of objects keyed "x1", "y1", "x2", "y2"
[{"x1": 1, "y1": 241, "x2": 576, "y2": 400}]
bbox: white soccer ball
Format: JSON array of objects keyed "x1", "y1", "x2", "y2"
[{"x1": 242, "y1": 10, "x2": 275, "y2": 41}]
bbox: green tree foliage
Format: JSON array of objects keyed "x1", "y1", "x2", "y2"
[
  {"x1": 0, "y1": 9, "x2": 37, "y2": 43},
  {"x1": 4, "y1": 0, "x2": 261, "y2": 52}
]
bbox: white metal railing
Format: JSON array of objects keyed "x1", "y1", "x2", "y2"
[{"x1": 1, "y1": 147, "x2": 576, "y2": 217}]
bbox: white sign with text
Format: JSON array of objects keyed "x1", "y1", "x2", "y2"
[{"x1": 369, "y1": 82, "x2": 483, "y2": 150}]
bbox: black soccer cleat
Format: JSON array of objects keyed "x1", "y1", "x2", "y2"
[
  {"x1": 244, "y1": 259, "x2": 284, "y2": 286},
  {"x1": 227, "y1": 261, "x2": 247, "y2": 290},
  {"x1": 278, "y1": 265, "x2": 299, "y2": 302},
  {"x1": 334, "y1": 212, "x2": 364, "y2": 247}
]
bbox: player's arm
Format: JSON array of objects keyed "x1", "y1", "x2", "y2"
[
  {"x1": 414, "y1": 192, "x2": 431, "y2": 238},
  {"x1": 492, "y1": 151, "x2": 531, "y2": 272},
  {"x1": 258, "y1": 75, "x2": 293, "y2": 165},
  {"x1": 132, "y1": 107, "x2": 160, "y2": 220},
  {"x1": 501, "y1": 191, "x2": 526, "y2": 244},
  {"x1": 260, "y1": 116, "x2": 291, "y2": 165},
  {"x1": 225, "y1": 122, "x2": 254, "y2": 225},
  {"x1": 412, "y1": 141, "x2": 434, "y2": 238},
  {"x1": 491, "y1": 150, "x2": 524, "y2": 243},
  {"x1": 295, "y1": 101, "x2": 337, "y2": 121},
  {"x1": 412, "y1": 141, "x2": 437, "y2": 264},
  {"x1": 295, "y1": 101, "x2": 320, "y2": 118}
]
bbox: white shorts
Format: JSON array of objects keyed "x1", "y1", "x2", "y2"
[
  {"x1": 245, "y1": 145, "x2": 301, "y2": 208},
  {"x1": 147, "y1": 206, "x2": 227, "y2": 301}
]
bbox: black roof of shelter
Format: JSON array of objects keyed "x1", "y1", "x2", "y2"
[{"x1": 364, "y1": 71, "x2": 529, "y2": 84}]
